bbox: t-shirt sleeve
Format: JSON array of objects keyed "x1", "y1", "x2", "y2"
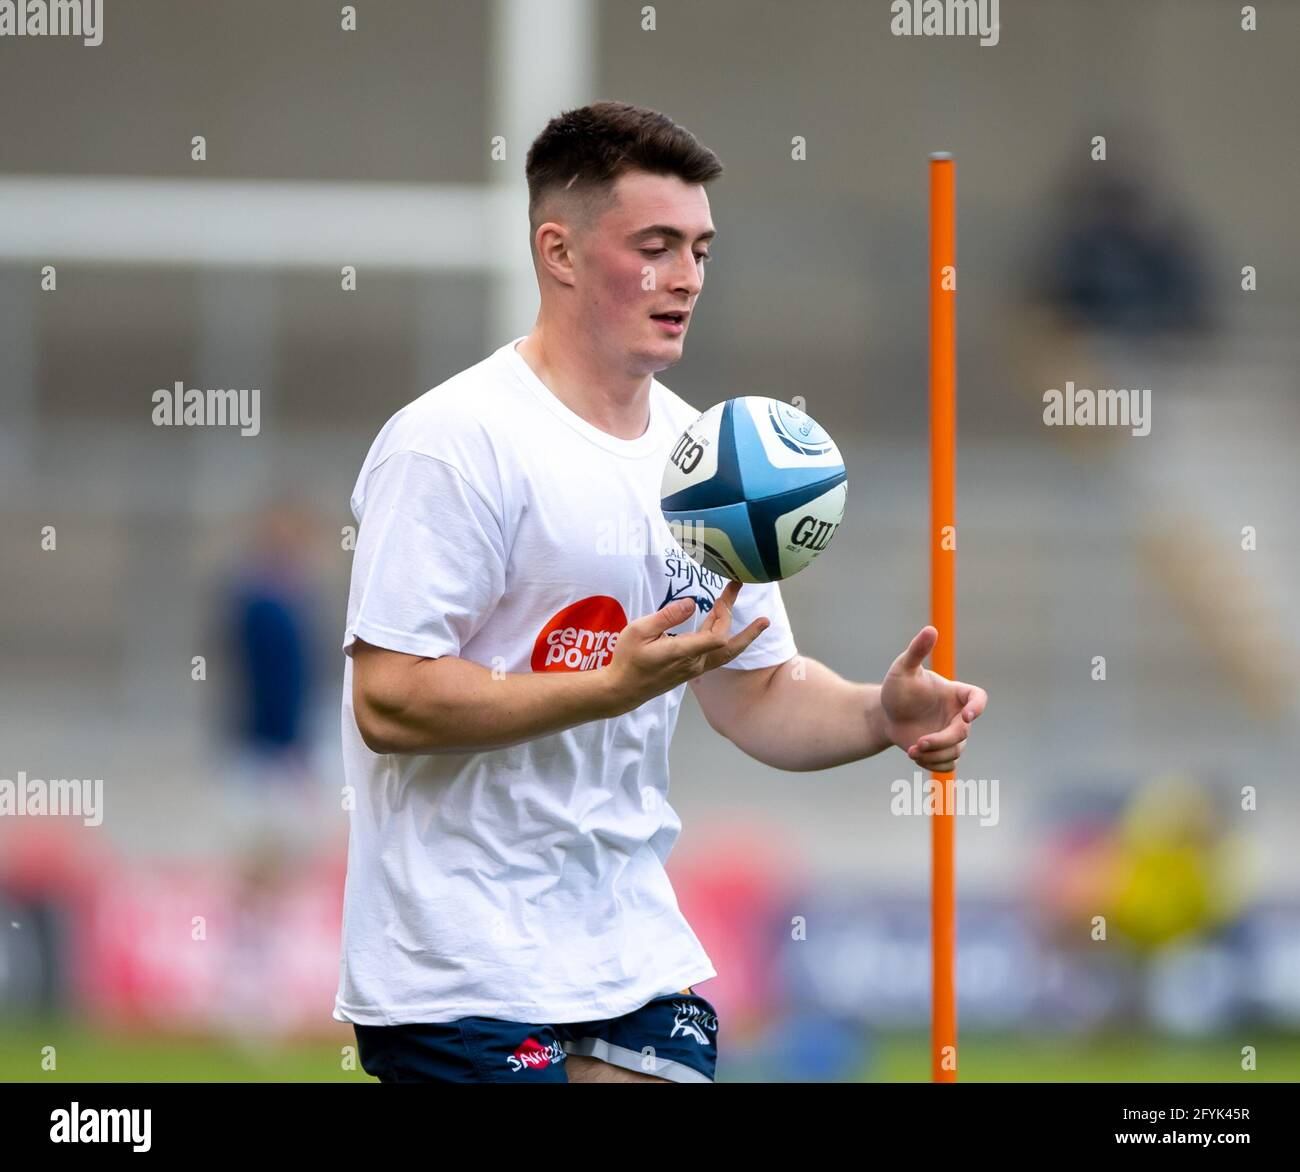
[
  {"x1": 343, "y1": 448, "x2": 507, "y2": 662},
  {"x1": 720, "y1": 579, "x2": 798, "y2": 671}
]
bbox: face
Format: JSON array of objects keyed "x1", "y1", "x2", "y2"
[{"x1": 570, "y1": 170, "x2": 715, "y2": 376}]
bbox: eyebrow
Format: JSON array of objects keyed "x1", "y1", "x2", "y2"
[{"x1": 628, "y1": 224, "x2": 717, "y2": 244}]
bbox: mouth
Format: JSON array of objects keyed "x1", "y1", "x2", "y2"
[{"x1": 650, "y1": 310, "x2": 688, "y2": 336}]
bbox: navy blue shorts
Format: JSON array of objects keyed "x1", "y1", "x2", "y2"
[{"x1": 353, "y1": 988, "x2": 719, "y2": 1084}]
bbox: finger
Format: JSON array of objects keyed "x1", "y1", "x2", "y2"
[
  {"x1": 911, "y1": 739, "x2": 966, "y2": 767},
  {"x1": 920, "y1": 758, "x2": 960, "y2": 775},
  {"x1": 906, "y1": 714, "x2": 968, "y2": 756},
  {"x1": 892, "y1": 625, "x2": 938, "y2": 674},
  {"x1": 664, "y1": 622, "x2": 733, "y2": 660},
  {"x1": 954, "y1": 683, "x2": 988, "y2": 723},
  {"x1": 708, "y1": 617, "x2": 770, "y2": 666},
  {"x1": 701, "y1": 580, "x2": 742, "y2": 635},
  {"x1": 633, "y1": 597, "x2": 697, "y2": 640}
]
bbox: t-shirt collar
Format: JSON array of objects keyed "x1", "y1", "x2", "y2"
[{"x1": 502, "y1": 337, "x2": 666, "y2": 459}]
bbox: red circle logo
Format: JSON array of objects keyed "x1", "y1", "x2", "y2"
[{"x1": 531, "y1": 595, "x2": 629, "y2": 672}]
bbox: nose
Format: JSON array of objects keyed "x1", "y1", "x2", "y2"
[{"x1": 669, "y1": 250, "x2": 703, "y2": 298}]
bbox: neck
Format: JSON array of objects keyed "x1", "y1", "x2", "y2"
[{"x1": 515, "y1": 321, "x2": 653, "y2": 441}]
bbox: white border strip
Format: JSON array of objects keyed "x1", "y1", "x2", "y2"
[{"x1": 563, "y1": 1036, "x2": 713, "y2": 1084}]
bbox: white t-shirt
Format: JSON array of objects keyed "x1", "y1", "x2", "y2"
[{"x1": 332, "y1": 337, "x2": 798, "y2": 1026}]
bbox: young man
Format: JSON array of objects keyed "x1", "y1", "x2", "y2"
[{"x1": 333, "y1": 101, "x2": 987, "y2": 1084}]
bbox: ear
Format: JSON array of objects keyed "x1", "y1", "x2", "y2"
[{"x1": 532, "y1": 219, "x2": 578, "y2": 288}]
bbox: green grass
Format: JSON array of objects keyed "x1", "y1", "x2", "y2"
[
  {"x1": 868, "y1": 1032, "x2": 1300, "y2": 1083},
  {"x1": 0, "y1": 1022, "x2": 370, "y2": 1082},
  {"x1": 3, "y1": 1022, "x2": 1298, "y2": 1082}
]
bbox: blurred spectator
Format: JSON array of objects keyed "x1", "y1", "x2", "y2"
[
  {"x1": 1037, "y1": 172, "x2": 1211, "y2": 339},
  {"x1": 213, "y1": 499, "x2": 332, "y2": 872},
  {"x1": 225, "y1": 501, "x2": 321, "y2": 766},
  {"x1": 1028, "y1": 773, "x2": 1249, "y2": 954},
  {"x1": 1109, "y1": 773, "x2": 1247, "y2": 949}
]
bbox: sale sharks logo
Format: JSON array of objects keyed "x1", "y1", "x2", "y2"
[
  {"x1": 669, "y1": 1001, "x2": 718, "y2": 1046},
  {"x1": 659, "y1": 543, "x2": 725, "y2": 616}
]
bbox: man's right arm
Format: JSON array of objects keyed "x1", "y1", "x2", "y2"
[
  {"x1": 352, "y1": 642, "x2": 622, "y2": 754},
  {"x1": 352, "y1": 582, "x2": 767, "y2": 755}
]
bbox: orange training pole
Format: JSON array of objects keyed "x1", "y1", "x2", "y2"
[{"x1": 928, "y1": 152, "x2": 957, "y2": 1084}]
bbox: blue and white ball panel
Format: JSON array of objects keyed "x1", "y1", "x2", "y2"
[
  {"x1": 659, "y1": 401, "x2": 724, "y2": 504},
  {"x1": 732, "y1": 398, "x2": 843, "y2": 500},
  {"x1": 741, "y1": 477, "x2": 847, "y2": 581},
  {"x1": 771, "y1": 480, "x2": 847, "y2": 568},
  {"x1": 667, "y1": 508, "x2": 765, "y2": 584},
  {"x1": 765, "y1": 399, "x2": 839, "y2": 458}
]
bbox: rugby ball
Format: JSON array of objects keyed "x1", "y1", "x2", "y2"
[{"x1": 660, "y1": 397, "x2": 847, "y2": 583}]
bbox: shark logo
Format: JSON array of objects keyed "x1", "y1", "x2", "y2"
[
  {"x1": 670, "y1": 1001, "x2": 717, "y2": 1046},
  {"x1": 660, "y1": 545, "x2": 725, "y2": 616}
]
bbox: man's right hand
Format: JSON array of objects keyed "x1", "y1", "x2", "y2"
[{"x1": 604, "y1": 580, "x2": 769, "y2": 715}]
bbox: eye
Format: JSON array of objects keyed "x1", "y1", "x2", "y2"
[
  {"x1": 641, "y1": 248, "x2": 668, "y2": 257},
  {"x1": 695, "y1": 252, "x2": 712, "y2": 263}
]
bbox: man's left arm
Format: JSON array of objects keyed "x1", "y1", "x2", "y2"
[{"x1": 689, "y1": 626, "x2": 987, "y2": 773}]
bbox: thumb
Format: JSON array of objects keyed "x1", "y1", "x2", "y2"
[
  {"x1": 893, "y1": 625, "x2": 938, "y2": 673},
  {"x1": 635, "y1": 597, "x2": 697, "y2": 640}
]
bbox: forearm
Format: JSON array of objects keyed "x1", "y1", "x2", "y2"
[
  {"x1": 355, "y1": 654, "x2": 624, "y2": 754},
  {"x1": 728, "y1": 656, "x2": 893, "y2": 771}
]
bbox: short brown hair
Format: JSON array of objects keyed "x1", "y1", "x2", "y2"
[{"x1": 525, "y1": 101, "x2": 723, "y2": 248}]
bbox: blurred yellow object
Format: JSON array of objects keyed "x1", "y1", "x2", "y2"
[{"x1": 1108, "y1": 774, "x2": 1247, "y2": 949}]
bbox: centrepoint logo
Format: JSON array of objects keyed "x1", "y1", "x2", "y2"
[{"x1": 531, "y1": 596, "x2": 627, "y2": 672}]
